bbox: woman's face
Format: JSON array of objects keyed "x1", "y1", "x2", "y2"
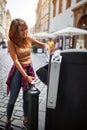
[{"x1": 18, "y1": 25, "x2": 28, "y2": 38}]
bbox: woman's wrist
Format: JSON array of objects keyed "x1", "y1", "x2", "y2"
[
  {"x1": 25, "y1": 75, "x2": 28, "y2": 80},
  {"x1": 43, "y1": 43, "x2": 46, "y2": 48}
]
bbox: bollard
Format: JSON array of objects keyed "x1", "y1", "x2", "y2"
[{"x1": 26, "y1": 86, "x2": 40, "y2": 130}]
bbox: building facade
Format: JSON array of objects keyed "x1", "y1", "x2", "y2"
[
  {"x1": 49, "y1": 0, "x2": 87, "y2": 49},
  {"x1": 34, "y1": 0, "x2": 50, "y2": 33},
  {"x1": 6, "y1": 9, "x2": 11, "y2": 40},
  {"x1": 72, "y1": 0, "x2": 87, "y2": 48},
  {"x1": 0, "y1": 0, "x2": 7, "y2": 42},
  {"x1": 35, "y1": 0, "x2": 87, "y2": 49}
]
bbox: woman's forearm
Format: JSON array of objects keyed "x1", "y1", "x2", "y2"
[
  {"x1": 14, "y1": 60, "x2": 27, "y2": 79},
  {"x1": 14, "y1": 60, "x2": 35, "y2": 83},
  {"x1": 30, "y1": 36, "x2": 45, "y2": 48}
]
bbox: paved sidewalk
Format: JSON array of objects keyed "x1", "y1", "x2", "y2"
[{"x1": 0, "y1": 48, "x2": 48, "y2": 130}]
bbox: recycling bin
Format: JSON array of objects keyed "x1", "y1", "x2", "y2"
[
  {"x1": 45, "y1": 49, "x2": 87, "y2": 130},
  {"x1": 27, "y1": 86, "x2": 40, "y2": 130}
]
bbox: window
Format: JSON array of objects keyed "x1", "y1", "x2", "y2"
[
  {"x1": 66, "y1": 0, "x2": 71, "y2": 9},
  {"x1": 52, "y1": 0, "x2": 57, "y2": 17},
  {"x1": 76, "y1": 0, "x2": 82, "y2": 3},
  {"x1": 58, "y1": 0, "x2": 62, "y2": 14},
  {"x1": 78, "y1": 15, "x2": 87, "y2": 30}
]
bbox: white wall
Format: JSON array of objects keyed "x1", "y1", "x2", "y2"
[{"x1": 49, "y1": 9, "x2": 74, "y2": 33}]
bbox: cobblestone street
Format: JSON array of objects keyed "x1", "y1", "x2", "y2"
[{"x1": 0, "y1": 48, "x2": 48, "y2": 130}]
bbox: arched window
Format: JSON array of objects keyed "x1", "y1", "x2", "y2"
[{"x1": 78, "y1": 14, "x2": 87, "y2": 30}]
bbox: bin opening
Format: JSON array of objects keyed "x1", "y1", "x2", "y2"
[{"x1": 36, "y1": 64, "x2": 48, "y2": 85}]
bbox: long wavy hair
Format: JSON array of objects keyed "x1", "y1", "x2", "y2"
[{"x1": 9, "y1": 18, "x2": 31, "y2": 47}]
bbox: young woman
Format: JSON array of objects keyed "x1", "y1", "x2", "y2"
[{"x1": 5, "y1": 18, "x2": 50, "y2": 130}]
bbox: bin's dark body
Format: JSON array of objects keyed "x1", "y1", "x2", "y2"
[
  {"x1": 45, "y1": 50, "x2": 87, "y2": 130},
  {"x1": 36, "y1": 64, "x2": 48, "y2": 85},
  {"x1": 27, "y1": 87, "x2": 40, "y2": 130}
]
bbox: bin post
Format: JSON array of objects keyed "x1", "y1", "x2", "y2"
[{"x1": 27, "y1": 87, "x2": 40, "y2": 130}]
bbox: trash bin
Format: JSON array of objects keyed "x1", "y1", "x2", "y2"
[
  {"x1": 45, "y1": 49, "x2": 87, "y2": 130},
  {"x1": 36, "y1": 64, "x2": 48, "y2": 85},
  {"x1": 26, "y1": 86, "x2": 40, "y2": 130}
]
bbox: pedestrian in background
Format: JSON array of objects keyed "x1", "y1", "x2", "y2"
[
  {"x1": 5, "y1": 18, "x2": 50, "y2": 130},
  {"x1": 47, "y1": 38, "x2": 54, "y2": 53},
  {"x1": 54, "y1": 38, "x2": 60, "y2": 51}
]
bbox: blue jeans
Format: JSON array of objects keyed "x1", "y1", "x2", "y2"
[{"x1": 7, "y1": 69, "x2": 29, "y2": 119}]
